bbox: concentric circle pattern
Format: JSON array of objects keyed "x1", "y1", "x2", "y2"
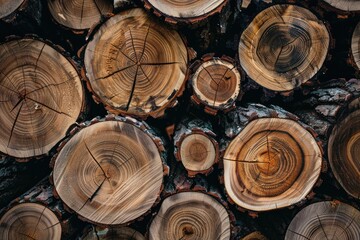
[
  {"x1": 328, "y1": 110, "x2": 360, "y2": 199},
  {"x1": 0, "y1": 203, "x2": 61, "y2": 240},
  {"x1": 85, "y1": 8, "x2": 188, "y2": 118},
  {"x1": 179, "y1": 133, "x2": 216, "y2": 172},
  {"x1": 192, "y1": 59, "x2": 241, "y2": 109},
  {"x1": 323, "y1": 0, "x2": 360, "y2": 12},
  {"x1": 149, "y1": 192, "x2": 231, "y2": 240},
  {"x1": 48, "y1": 0, "x2": 113, "y2": 30},
  {"x1": 239, "y1": 4, "x2": 329, "y2": 91},
  {"x1": 145, "y1": 0, "x2": 226, "y2": 19},
  {"x1": 53, "y1": 120, "x2": 164, "y2": 225},
  {"x1": 0, "y1": 38, "x2": 83, "y2": 158},
  {"x1": 82, "y1": 226, "x2": 145, "y2": 240},
  {"x1": 285, "y1": 201, "x2": 360, "y2": 240},
  {"x1": 0, "y1": 0, "x2": 24, "y2": 19},
  {"x1": 223, "y1": 118, "x2": 322, "y2": 211},
  {"x1": 352, "y1": 22, "x2": 360, "y2": 70}
]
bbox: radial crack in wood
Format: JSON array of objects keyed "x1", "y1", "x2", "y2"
[
  {"x1": 0, "y1": 203, "x2": 62, "y2": 240},
  {"x1": 52, "y1": 119, "x2": 165, "y2": 225},
  {"x1": 149, "y1": 192, "x2": 231, "y2": 240},
  {"x1": 48, "y1": 0, "x2": 113, "y2": 30},
  {"x1": 328, "y1": 109, "x2": 360, "y2": 199},
  {"x1": 0, "y1": 38, "x2": 84, "y2": 159},
  {"x1": 84, "y1": 8, "x2": 188, "y2": 118},
  {"x1": 223, "y1": 118, "x2": 322, "y2": 211},
  {"x1": 239, "y1": 4, "x2": 329, "y2": 91},
  {"x1": 285, "y1": 201, "x2": 360, "y2": 240}
]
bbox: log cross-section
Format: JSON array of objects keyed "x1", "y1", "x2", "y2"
[
  {"x1": 84, "y1": 8, "x2": 188, "y2": 118},
  {"x1": 0, "y1": 0, "x2": 25, "y2": 19},
  {"x1": 0, "y1": 38, "x2": 84, "y2": 159},
  {"x1": 322, "y1": 0, "x2": 360, "y2": 12},
  {"x1": 0, "y1": 203, "x2": 62, "y2": 240},
  {"x1": 352, "y1": 22, "x2": 360, "y2": 70},
  {"x1": 81, "y1": 226, "x2": 146, "y2": 240},
  {"x1": 239, "y1": 4, "x2": 329, "y2": 91},
  {"x1": 52, "y1": 117, "x2": 166, "y2": 225},
  {"x1": 223, "y1": 118, "x2": 322, "y2": 211},
  {"x1": 149, "y1": 192, "x2": 231, "y2": 240}
]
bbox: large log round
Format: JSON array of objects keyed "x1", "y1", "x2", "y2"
[
  {"x1": 0, "y1": 203, "x2": 62, "y2": 240},
  {"x1": 239, "y1": 4, "x2": 329, "y2": 91},
  {"x1": 84, "y1": 8, "x2": 188, "y2": 118},
  {"x1": 285, "y1": 201, "x2": 360, "y2": 239},
  {"x1": 148, "y1": 191, "x2": 231, "y2": 240},
  {"x1": 52, "y1": 117, "x2": 166, "y2": 225},
  {"x1": 322, "y1": 0, "x2": 360, "y2": 12},
  {"x1": 0, "y1": 38, "x2": 84, "y2": 159},
  {"x1": 328, "y1": 109, "x2": 360, "y2": 199},
  {"x1": 223, "y1": 118, "x2": 322, "y2": 211}
]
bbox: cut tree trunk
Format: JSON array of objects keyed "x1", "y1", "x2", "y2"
[
  {"x1": 48, "y1": 0, "x2": 113, "y2": 32},
  {"x1": 0, "y1": 0, "x2": 26, "y2": 19},
  {"x1": 80, "y1": 225, "x2": 145, "y2": 240},
  {"x1": 239, "y1": 4, "x2": 330, "y2": 92},
  {"x1": 0, "y1": 37, "x2": 84, "y2": 159},
  {"x1": 351, "y1": 22, "x2": 360, "y2": 71},
  {"x1": 84, "y1": 8, "x2": 189, "y2": 119},
  {"x1": 52, "y1": 115, "x2": 168, "y2": 225},
  {"x1": 148, "y1": 191, "x2": 231, "y2": 240},
  {"x1": 143, "y1": 0, "x2": 228, "y2": 24},
  {"x1": 190, "y1": 54, "x2": 242, "y2": 114},
  {"x1": 285, "y1": 201, "x2": 360, "y2": 239},
  {"x1": 221, "y1": 104, "x2": 323, "y2": 211},
  {"x1": 322, "y1": 0, "x2": 360, "y2": 12},
  {"x1": 174, "y1": 118, "x2": 219, "y2": 177},
  {"x1": 241, "y1": 231, "x2": 268, "y2": 240}
]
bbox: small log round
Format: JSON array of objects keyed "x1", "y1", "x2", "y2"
[
  {"x1": 322, "y1": 0, "x2": 360, "y2": 12},
  {"x1": 223, "y1": 117, "x2": 322, "y2": 211},
  {"x1": 0, "y1": 203, "x2": 62, "y2": 240},
  {"x1": 239, "y1": 4, "x2": 329, "y2": 91},
  {"x1": 285, "y1": 201, "x2": 360, "y2": 240},
  {"x1": 190, "y1": 56, "x2": 241, "y2": 114},
  {"x1": 48, "y1": 0, "x2": 113, "y2": 31},
  {"x1": 143, "y1": 0, "x2": 228, "y2": 24},
  {"x1": 0, "y1": 0, "x2": 25, "y2": 19},
  {"x1": 81, "y1": 226, "x2": 145, "y2": 240},
  {"x1": 52, "y1": 116, "x2": 167, "y2": 225},
  {"x1": 0, "y1": 38, "x2": 84, "y2": 159},
  {"x1": 148, "y1": 191, "x2": 231, "y2": 240},
  {"x1": 84, "y1": 8, "x2": 188, "y2": 118},
  {"x1": 352, "y1": 22, "x2": 360, "y2": 70},
  {"x1": 174, "y1": 119, "x2": 219, "y2": 176},
  {"x1": 328, "y1": 109, "x2": 360, "y2": 199}
]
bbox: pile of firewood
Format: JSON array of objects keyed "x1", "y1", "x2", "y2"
[{"x1": 1, "y1": 0, "x2": 360, "y2": 239}]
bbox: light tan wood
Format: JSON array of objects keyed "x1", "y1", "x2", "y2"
[
  {"x1": 84, "y1": 8, "x2": 188, "y2": 118},
  {"x1": 0, "y1": 203, "x2": 62, "y2": 240},
  {"x1": 191, "y1": 58, "x2": 241, "y2": 110},
  {"x1": 223, "y1": 118, "x2": 322, "y2": 211},
  {"x1": 241, "y1": 231, "x2": 268, "y2": 240},
  {"x1": 53, "y1": 120, "x2": 164, "y2": 225},
  {"x1": 328, "y1": 110, "x2": 360, "y2": 199},
  {"x1": 285, "y1": 201, "x2": 360, "y2": 239},
  {"x1": 323, "y1": 0, "x2": 360, "y2": 12},
  {"x1": 144, "y1": 0, "x2": 226, "y2": 20},
  {"x1": 48, "y1": 0, "x2": 113, "y2": 30},
  {"x1": 82, "y1": 226, "x2": 145, "y2": 240},
  {"x1": 352, "y1": 22, "x2": 360, "y2": 70},
  {"x1": 149, "y1": 192, "x2": 231, "y2": 240},
  {"x1": 239, "y1": 4, "x2": 329, "y2": 91},
  {"x1": 0, "y1": 38, "x2": 84, "y2": 158},
  {"x1": 0, "y1": 0, "x2": 24, "y2": 19}
]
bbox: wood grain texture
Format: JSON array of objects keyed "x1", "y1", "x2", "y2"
[
  {"x1": 0, "y1": 203, "x2": 62, "y2": 240},
  {"x1": 48, "y1": 0, "x2": 113, "y2": 30},
  {"x1": 285, "y1": 201, "x2": 360, "y2": 240},
  {"x1": 0, "y1": 0, "x2": 24, "y2": 19},
  {"x1": 143, "y1": 0, "x2": 227, "y2": 23},
  {"x1": 0, "y1": 38, "x2": 84, "y2": 159},
  {"x1": 241, "y1": 231, "x2": 268, "y2": 240},
  {"x1": 352, "y1": 22, "x2": 360, "y2": 70},
  {"x1": 223, "y1": 118, "x2": 322, "y2": 211},
  {"x1": 53, "y1": 119, "x2": 165, "y2": 225},
  {"x1": 322, "y1": 0, "x2": 360, "y2": 12},
  {"x1": 81, "y1": 226, "x2": 145, "y2": 240},
  {"x1": 191, "y1": 57, "x2": 241, "y2": 112},
  {"x1": 328, "y1": 109, "x2": 360, "y2": 199},
  {"x1": 84, "y1": 8, "x2": 188, "y2": 118},
  {"x1": 149, "y1": 192, "x2": 231, "y2": 240},
  {"x1": 239, "y1": 4, "x2": 329, "y2": 91}
]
